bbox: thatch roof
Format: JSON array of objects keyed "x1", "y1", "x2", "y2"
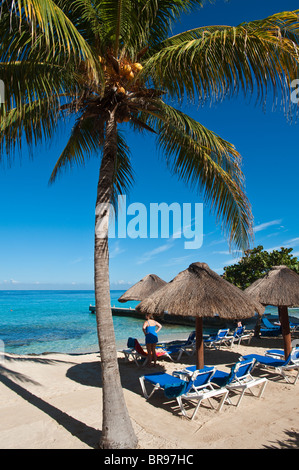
[
  {"x1": 245, "y1": 265, "x2": 299, "y2": 307},
  {"x1": 136, "y1": 262, "x2": 264, "y2": 318},
  {"x1": 118, "y1": 274, "x2": 167, "y2": 303}
]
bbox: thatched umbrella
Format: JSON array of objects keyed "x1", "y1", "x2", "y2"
[
  {"x1": 245, "y1": 265, "x2": 299, "y2": 359},
  {"x1": 136, "y1": 262, "x2": 264, "y2": 369},
  {"x1": 118, "y1": 274, "x2": 166, "y2": 303}
]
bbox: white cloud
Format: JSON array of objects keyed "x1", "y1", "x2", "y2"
[
  {"x1": 221, "y1": 257, "x2": 241, "y2": 266},
  {"x1": 109, "y1": 241, "x2": 126, "y2": 258},
  {"x1": 213, "y1": 267, "x2": 224, "y2": 274},
  {"x1": 70, "y1": 257, "x2": 84, "y2": 264},
  {"x1": 264, "y1": 245, "x2": 281, "y2": 252},
  {"x1": 137, "y1": 238, "x2": 175, "y2": 265},
  {"x1": 163, "y1": 255, "x2": 193, "y2": 267},
  {"x1": 110, "y1": 279, "x2": 134, "y2": 290},
  {"x1": 265, "y1": 237, "x2": 299, "y2": 253},
  {"x1": 207, "y1": 238, "x2": 227, "y2": 247},
  {"x1": 284, "y1": 237, "x2": 299, "y2": 247},
  {"x1": 0, "y1": 279, "x2": 20, "y2": 285},
  {"x1": 253, "y1": 219, "x2": 282, "y2": 233}
]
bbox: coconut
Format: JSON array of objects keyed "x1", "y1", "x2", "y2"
[
  {"x1": 127, "y1": 71, "x2": 134, "y2": 80},
  {"x1": 132, "y1": 62, "x2": 143, "y2": 71},
  {"x1": 117, "y1": 87, "x2": 126, "y2": 95},
  {"x1": 123, "y1": 64, "x2": 131, "y2": 74}
]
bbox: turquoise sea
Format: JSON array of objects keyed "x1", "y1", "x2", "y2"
[
  {"x1": 1, "y1": 290, "x2": 298, "y2": 355},
  {"x1": 0, "y1": 290, "x2": 195, "y2": 355}
]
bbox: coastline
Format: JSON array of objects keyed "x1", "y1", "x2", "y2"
[{"x1": 2, "y1": 289, "x2": 299, "y2": 357}]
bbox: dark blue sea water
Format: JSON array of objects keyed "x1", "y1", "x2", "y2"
[
  {"x1": 1, "y1": 290, "x2": 298, "y2": 355},
  {"x1": 0, "y1": 290, "x2": 195, "y2": 354}
]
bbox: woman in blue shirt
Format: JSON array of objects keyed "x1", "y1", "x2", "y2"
[{"x1": 142, "y1": 313, "x2": 162, "y2": 366}]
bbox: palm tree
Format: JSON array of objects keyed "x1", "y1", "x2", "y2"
[{"x1": 1, "y1": 1, "x2": 299, "y2": 449}]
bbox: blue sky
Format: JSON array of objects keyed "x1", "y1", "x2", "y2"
[{"x1": 0, "y1": 0, "x2": 299, "y2": 290}]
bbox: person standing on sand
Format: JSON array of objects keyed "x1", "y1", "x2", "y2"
[{"x1": 142, "y1": 313, "x2": 162, "y2": 367}]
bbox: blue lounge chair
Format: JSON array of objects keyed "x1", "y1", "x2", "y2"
[
  {"x1": 175, "y1": 359, "x2": 267, "y2": 407},
  {"x1": 158, "y1": 331, "x2": 195, "y2": 349},
  {"x1": 260, "y1": 317, "x2": 281, "y2": 337},
  {"x1": 268, "y1": 321, "x2": 299, "y2": 331},
  {"x1": 290, "y1": 321, "x2": 299, "y2": 331},
  {"x1": 122, "y1": 337, "x2": 175, "y2": 366},
  {"x1": 204, "y1": 329, "x2": 232, "y2": 349},
  {"x1": 241, "y1": 348, "x2": 299, "y2": 384},
  {"x1": 139, "y1": 367, "x2": 213, "y2": 400},
  {"x1": 176, "y1": 372, "x2": 229, "y2": 420},
  {"x1": 265, "y1": 349, "x2": 285, "y2": 359},
  {"x1": 139, "y1": 368, "x2": 229, "y2": 420},
  {"x1": 159, "y1": 331, "x2": 196, "y2": 361},
  {"x1": 222, "y1": 326, "x2": 252, "y2": 347},
  {"x1": 264, "y1": 346, "x2": 299, "y2": 359},
  {"x1": 210, "y1": 359, "x2": 268, "y2": 407}
]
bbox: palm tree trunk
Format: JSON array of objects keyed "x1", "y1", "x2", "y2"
[{"x1": 94, "y1": 107, "x2": 138, "y2": 449}]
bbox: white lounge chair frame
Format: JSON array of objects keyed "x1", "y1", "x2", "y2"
[
  {"x1": 223, "y1": 327, "x2": 252, "y2": 348},
  {"x1": 139, "y1": 369, "x2": 202, "y2": 401},
  {"x1": 224, "y1": 371, "x2": 268, "y2": 407},
  {"x1": 245, "y1": 348, "x2": 299, "y2": 385},
  {"x1": 176, "y1": 385, "x2": 229, "y2": 420},
  {"x1": 176, "y1": 341, "x2": 196, "y2": 361},
  {"x1": 122, "y1": 347, "x2": 147, "y2": 366},
  {"x1": 204, "y1": 329, "x2": 232, "y2": 349}
]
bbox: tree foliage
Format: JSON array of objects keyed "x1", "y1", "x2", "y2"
[
  {"x1": 1, "y1": 2, "x2": 299, "y2": 250},
  {"x1": 223, "y1": 245, "x2": 299, "y2": 290},
  {"x1": 2, "y1": 0, "x2": 299, "y2": 448}
]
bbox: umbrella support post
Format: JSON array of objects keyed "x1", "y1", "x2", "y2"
[
  {"x1": 278, "y1": 306, "x2": 292, "y2": 360},
  {"x1": 196, "y1": 317, "x2": 204, "y2": 370}
]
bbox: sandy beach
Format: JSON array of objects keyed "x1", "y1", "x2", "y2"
[{"x1": 0, "y1": 335, "x2": 298, "y2": 450}]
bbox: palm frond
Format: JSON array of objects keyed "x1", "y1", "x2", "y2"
[
  {"x1": 55, "y1": 0, "x2": 104, "y2": 42},
  {"x1": 49, "y1": 113, "x2": 105, "y2": 184},
  {"x1": 2, "y1": 0, "x2": 96, "y2": 64},
  {"x1": 144, "y1": 10, "x2": 299, "y2": 107},
  {"x1": 0, "y1": 4, "x2": 104, "y2": 115},
  {"x1": 0, "y1": 61, "x2": 71, "y2": 109},
  {"x1": 127, "y1": 0, "x2": 206, "y2": 52},
  {"x1": 89, "y1": 1, "x2": 206, "y2": 59},
  {"x1": 94, "y1": 0, "x2": 137, "y2": 56},
  {"x1": 139, "y1": 102, "x2": 253, "y2": 251},
  {"x1": 0, "y1": 95, "x2": 61, "y2": 160},
  {"x1": 49, "y1": 116, "x2": 134, "y2": 208}
]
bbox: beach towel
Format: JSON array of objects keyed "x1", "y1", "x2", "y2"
[{"x1": 164, "y1": 381, "x2": 189, "y2": 399}]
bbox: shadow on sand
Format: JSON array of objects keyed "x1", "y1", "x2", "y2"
[
  {"x1": 263, "y1": 429, "x2": 299, "y2": 449},
  {"x1": 0, "y1": 355, "x2": 102, "y2": 448},
  {"x1": 0, "y1": 333, "x2": 295, "y2": 448}
]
